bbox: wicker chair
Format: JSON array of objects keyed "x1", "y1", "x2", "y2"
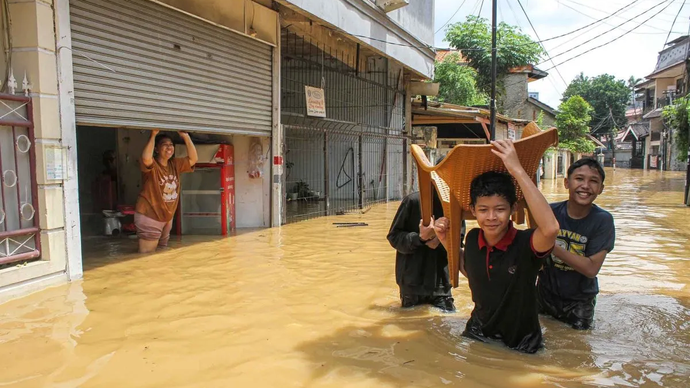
[{"x1": 411, "y1": 122, "x2": 558, "y2": 287}]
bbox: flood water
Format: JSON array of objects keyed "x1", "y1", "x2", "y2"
[{"x1": 1, "y1": 169, "x2": 689, "y2": 387}]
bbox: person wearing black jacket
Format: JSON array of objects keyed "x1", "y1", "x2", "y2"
[{"x1": 387, "y1": 189, "x2": 463, "y2": 312}]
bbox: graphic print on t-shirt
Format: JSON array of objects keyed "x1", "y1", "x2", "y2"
[
  {"x1": 160, "y1": 174, "x2": 179, "y2": 202},
  {"x1": 551, "y1": 229, "x2": 588, "y2": 272}
]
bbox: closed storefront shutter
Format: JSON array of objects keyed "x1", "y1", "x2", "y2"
[{"x1": 70, "y1": 0, "x2": 273, "y2": 136}]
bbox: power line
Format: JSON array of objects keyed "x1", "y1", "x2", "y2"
[
  {"x1": 560, "y1": 0, "x2": 670, "y2": 31},
  {"x1": 501, "y1": 0, "x2": 564, "y2": 98},
  {"x1": 543, "y1": 0, "x2": 673, "y2": 63},
  {"x1": 435, "y1": 0, "x2": 469, "y2": 34},
  {"x1": 504, "y1": 0, "x2": 522, "y2": 25},
  {"x1": 544, "y1": 0, "x2": 677, "y2": 70},
  {"x1": 664, "y1": 0, "x2": 686, "y2": 46},
  {"x1": 504, "y1": 0, "x2": 644, "y2": 51},
  {"x1": 556, "y1": 0, "x2": 666, "y2": 35},
  {"x1": 606, "y1": 0, "x2": 684, "y2": 19},
  {"x1": 516, "y1": 0, "x2": 569, "y2": 88},
  {"x1": 538, "y1": 0, "x2": 642, "y2": 44}
]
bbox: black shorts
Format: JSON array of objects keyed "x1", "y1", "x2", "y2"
[{"x1": 537, "y1": 288, "x2": 596, "y2": 330}]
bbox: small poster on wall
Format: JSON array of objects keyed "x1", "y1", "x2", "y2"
[
  {"x1": 305, "y1": 86, "x2": 326, "y2": 117},
  {"x1": 45, "y1": 146, "x2": 65, "y2": 181}
]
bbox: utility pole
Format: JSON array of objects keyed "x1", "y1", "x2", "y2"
[
  {"x1": 489, "y1": 0, "x2": 497, "y2": 141},
  {"x1": 684, "y1": 17, "x2": 690, "y2": 206},
  {"x1": 685, "y1": 140, "x2": 690, "y2": 205},
  {"x1": 609, "y1": 108, "x2": 617, "y2": 170}
]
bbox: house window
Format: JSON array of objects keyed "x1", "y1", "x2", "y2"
[
  {"x1": 676, "y1": 78, "x2": 684, "y2": 95},
  {"x1": 533, "y1": 110, "x2": 537, "y2": 120}
]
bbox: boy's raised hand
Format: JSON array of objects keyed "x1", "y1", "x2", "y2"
[{"x1": 491, "y1": 139, "x2": 525, "y2": 176}]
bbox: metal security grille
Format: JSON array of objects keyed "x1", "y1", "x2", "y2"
[
  {"x1": 0, "y1": 95, "x2": 40, "y2": 267},
  {"x1": 70, "y1": 0, "x2": 273, "y2": 135},
  {"x1": 281, "y1": 29, "x2": 406, "y2": 223}
]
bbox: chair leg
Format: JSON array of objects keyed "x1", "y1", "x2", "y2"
[
  {"x1": 526, "y1": 206, "x2": 536, "y2": 229},
  {"x1": 448, "y1": 196, "x2": 463, "y2": 288},
  {"x1": 417, "y1": 169, "x2": 433, "y2": 227},
  {"x1": 516, "y1": 201, "x2": 526, "y2": 225}
]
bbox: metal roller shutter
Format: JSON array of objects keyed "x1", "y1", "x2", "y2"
[{"x1": 69, "y1": 0, "x2": 273, "y2": 136}]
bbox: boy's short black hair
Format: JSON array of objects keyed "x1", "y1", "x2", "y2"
[
  {"x1": 567, "y1": 158, "x2": 605, "y2": 182},
  {"x1": 470, "y1": 171, "x2": 517, "y2": 207},
  {"x1": 155, "y1": 134, "x2": 173, "y2": 147}
]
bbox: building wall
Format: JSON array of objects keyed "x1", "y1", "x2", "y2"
[
  {"x1": 386, "y1": 0, "x2": 434, "y2": 46},
  {"x1": 156, "y1": 0, "x2": 278, "y2": 45},
  {"x1": 500, "y1": 73, "x2": 528, "y2": 117},
  {"x1": 524, "y1": 104, "x2": 556, "y2": 127},
  {"x1": 500, "y1": 74, "x2": 556, "y2": 126},
  {"x1": 650, "y1": 117, "x2": 664, "y2": 133},
  {"x1": 279, "y1": 0, "x2": 434, "y2": 78},
  {"x1": 0, "y1": 0, "x2": 72, "y2": 302},
  {"x1": 234, "y1": 135, "x2": 272, "y2": 228},
  {"x1": 654, "y1": 76, "x2": 682, "y2": 103}
]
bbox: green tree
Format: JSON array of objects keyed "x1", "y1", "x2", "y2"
[
  {"x1": 563, "y1": 73, "x2": 629, "y2": 135},
  {"x1": 662, "y1": 96, "x2": 689, "y2": 161},
  {"x1": 433, "y1": 53, "x2": 487, "y2": 106},
  {"x1": 556, "y1": 95, "x2": 596, "y2": 154},
  {"x1": 444, "y1": 16, "x2": 544, "y2": 94}
]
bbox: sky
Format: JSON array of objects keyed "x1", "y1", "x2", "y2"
[{"x1": 433, "y1": 0, "x2": 690, "y2": 109}]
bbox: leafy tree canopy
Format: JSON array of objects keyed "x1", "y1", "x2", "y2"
[
  {"x1": 444, "y1": 16, "x2": 544, "y2": 94},
  {"x1": 433, "y1": 53, "x2": 487, "y2": 106},
  {"x1": 562, "y1": 73, "x2": 629, "y2": 135},
  {"x1": 557, "y1": 95, "x2": 596, "y2": 154}
]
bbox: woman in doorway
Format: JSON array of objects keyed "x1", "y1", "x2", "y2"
[{"x1": 135, "y1": 129, "x2": 198, "y2": 253}]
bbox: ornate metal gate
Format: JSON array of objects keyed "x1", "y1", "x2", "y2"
[{"x1": 0, "y1": 95, "x2": 40, "y2": 266}]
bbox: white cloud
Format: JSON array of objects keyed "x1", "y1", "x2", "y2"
[{"x1": 434, "y1": 0, "x2": 690, "y2": 108}]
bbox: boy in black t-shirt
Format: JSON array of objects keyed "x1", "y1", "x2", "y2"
[
  {"x1": 433, "y1": 139, "x2": 559, "y2": 353},
  {"x1": 537, "y1": 158, "x2": 615, "y2": 330}
]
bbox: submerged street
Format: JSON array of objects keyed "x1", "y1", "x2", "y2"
[{"x1": 0, "y1": 169, "x2": 689, "y2": 388}]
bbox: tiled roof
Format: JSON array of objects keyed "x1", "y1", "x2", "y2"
[{"x1": 435, "y1": 49, "x2": 467, "y2": 63}]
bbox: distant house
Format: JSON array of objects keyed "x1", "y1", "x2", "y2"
[
  {"x1": 634, "y1": 35, "x2": 689, "y2": 171},
  {"x1": 608, "y1": 123, "x2": 649, "y2": 169},
  {"x1": 499, "y1": 65, "x2": 557, "y2": 127}
]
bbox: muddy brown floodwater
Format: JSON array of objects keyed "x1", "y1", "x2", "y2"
[{"x1": 1, "y1": 169, "x2": 689, "y2": 387}]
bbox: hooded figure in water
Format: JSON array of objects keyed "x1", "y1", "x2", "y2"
[{"x1": 387, "y1": 179, "x2": 463, "y2": 312}]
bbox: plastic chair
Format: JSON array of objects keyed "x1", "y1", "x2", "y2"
[{"x1": 411, "y1": 122, "x2": 558, "y2": 287}]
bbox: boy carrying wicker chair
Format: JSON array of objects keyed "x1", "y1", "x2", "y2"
[{"x1": 411, "y1": 122, "x2": 560, "y2": 353}]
